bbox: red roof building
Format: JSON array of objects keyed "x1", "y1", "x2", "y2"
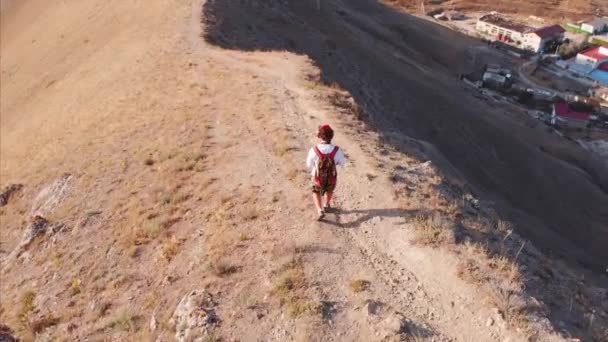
[
  {"x1": 531, "y1": 25, "x2": 565, "y2": 39},
  {"x1": 552, "y1": 102, "x2": 590, "y2": 122},
  {"x1": 575, "y1": 46, "x2": 608, "y2": 69},
  {"x1": 579, "y1": 46, "x2": 608, "y2": 60},
  {"x1": 522, "y1": 25, "x2": 565, "y2": 53}
]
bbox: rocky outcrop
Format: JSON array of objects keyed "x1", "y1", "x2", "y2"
[
  {"x1": 0, "y1": 324, "x2": 18, "y2": 342},
  {"x1": 169, "y1": 290, "x2": 219, "y2": 342},
  {"x1": 30, "y1": 173, "x2": 72, "y2": 217},
  {"x1": 0, "y1": 184, "x2": 23, "y2": 207}
]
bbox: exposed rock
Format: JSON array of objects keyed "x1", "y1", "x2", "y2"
[
  {"x1": 30, "y1": 173, "x2": 72, "y2": 216},
  {"x1": 486, "y1": 317, "x2": 494, "y2": 327},
  {"x1": 365, "y1": 299, "x2": 384, "y2": 316},
  {"x1": 378, "y1": 312, "x2": 406, "y2": 338},
  {"x1": 21, "y1": 215, "x2": 49, "y2": 247},
  {"x1": 0, "y1": 324, "x2": 18, "y2": 342},
  {"x1": 169, "y1": 290, "x2": 219, "y2": 342},
  {"x1": 0, "y1": 184, "x2": 23, "y2": 207},
  {"x1": 150, "y1": 313, "x2": 158, "y2": 332},
  {"x1": 4, "y1": 216, "x2": 65, "y2": 266}
]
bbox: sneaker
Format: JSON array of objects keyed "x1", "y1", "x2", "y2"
[
  {"x1": 323, "y1": 204, "x2": 332, "y2": 213},
  {"x1": 317, "y1": 210, "x2": 325, "y2": 221}
]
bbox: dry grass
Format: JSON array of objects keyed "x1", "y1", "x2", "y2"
[
  {"x1": 209, "y1": 260, "x2": 238, "y2": 277},
  {"x1": 286, "y1": 167, "x2": 300, "y2": 182},
  {"x1": 489, "y1": 255, "x2": 521, "y2": 283},
  {"x1": 286, "y1": 300, "x2": 317, "y2": 318},
  {"x1": 161, "y1": 237, "x2": 180, "y2": 261},
  {"x1": 95, "y1": 301, "x2": 112, "y2": 318},
  {"x1": 18, "y1": 290, "x2": 36, "y2": 324},
  {"x1": 271, "y1": 257, "x2": 315, "y2": 318},
  {"x1": 144, "y1": 292, "x2": 159, "y2": 310},
  {"x1": 411, "y1": 214, "x2": 454, "y2": 246},
  {"x1": 133, "y1": 220, "x2": 161, "y2": 244},
  {"x1": 126, "y1": 246, "x2": 140, "y2": 258},
  {"x1": 107, "y1": 310, "x2": 138, "y2": 332},
  {"x1": 241, "y1": 206, "x2": 259, "y2": 221},
  {"x1": 203, "y1": 334, "x2": 223, "y2": 342},
  {"x1": 273, "y1": 268, "x2": 306, "y2": 301},
  {"x1": 489, "y1": 287, "x2": 529, "y2": 328},
  {"x1": 28, "y1": 314, "x2": 60, "y2": 334},
  {"x1": 50, "y1": 252, "x2": 62, "y2": 269},
  {"x1": 273, "y1": 145, "x2": 294, "y2": 157},
  {"x1": 349, "y1": 279, "x2": 370, "y2": 293},
  {"x1": 69, "y1": 279, "x2": 82, "y2": 296},
  {"x1": 238, "y1": 233, "x2": 250, "y2": 242}
]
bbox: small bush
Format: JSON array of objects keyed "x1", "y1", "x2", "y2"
[
  {"x1": 148, "y1": 221, "x2": 162, "y2": 237},
  {"x1": 273, "y1": 268, "x2": 305, "y2": 303},
  {"x1": 412, "y1": 214, "x2": 454, "y2": 246},
  {"x1": 69, "y1": 279, "x2": 82, "y2": 296},
  {"x1": 349, "y1": 279, "x2": 370, "y2": 293},
  {"x1": 287, "y1": 300, "x2": 316, "y2": 318},
  {"x1": 96, "y1": 301, "x2": 111, "y2": 318},
  {"x1": 161, "y1": 238, "x2": 180, "y2": 261},
  {"x1": 50, "y1": 253, "x2": 62, "y2": 269},
  {"x1": 18, "y1": 290, "x2": 36, "y2": 323},
  {"x1": 209, "y1": 261, "x2": 238, "y2": 277},
  {"x1": 107, "y1": 311, "x2": 138, "y2": 332},
  {"x1": 28, "y1": 315, "x2": 60, "y2": 334}
]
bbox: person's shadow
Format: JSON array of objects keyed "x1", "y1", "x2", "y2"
[{"x1": 322, "y1": 208, "x2": 430, "y2": 228}]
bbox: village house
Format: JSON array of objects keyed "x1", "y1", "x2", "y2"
[
  {"x1": 581, "y1": 17, "x2": 608, "y2": 34},
  {"x1": 476, "y1": 14, "x2": 531, "y2": 46},
  {"x1": 551, "y1": 102, "x2": 590, "y2": 128},
  {"x1": 522, "y1": 25, "x2": 565, "y2": 53},
  {"x1": 476, "y1": 14, "x2": 564, "y2": 53},
  {"x1": 575, "y1": 46, "x2": 608, "y2": 68}
]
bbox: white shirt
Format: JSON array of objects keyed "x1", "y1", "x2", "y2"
[{"x1": 306, "y1": 143, "x2": 346, "y2": 177}]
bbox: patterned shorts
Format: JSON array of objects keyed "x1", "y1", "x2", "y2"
[{"x1": 312, "y1": 182, "x2": 336, "y2": 194}]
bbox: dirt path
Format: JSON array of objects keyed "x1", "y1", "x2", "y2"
[{"x1": 177, "y1": 2, "x2": 542, "y2": 341}]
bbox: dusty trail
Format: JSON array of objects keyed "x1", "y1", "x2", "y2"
[
  {"x1": 202, "y1": 0, "x2": 608, "y2": 274},
  {"x1": 186, "y1": 2, "x2": 550, "y2": 341}
]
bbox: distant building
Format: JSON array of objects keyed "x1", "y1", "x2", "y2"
[
  {"x1": 575, "y1": 46, "x2": 608, "y2": 68},
  {"x1": 590, "y1": 86, "x2": 608, "y2": 102},
  {"x1": 581, "y1": 17, "x2": 608, "y2": 34},
  {"x1": 551, "y1": 102, "x2": 590, "y2": 127},
  {"x1": 476, "y1": 14, "x2": 532, "y2": 46},
  {"x1": 476, "y1": 15, "x2": 564, "y2": 53},
  {"x1": 523, "y1": 25, "x2": 566, "y2": 53},
  {"x1": 589, "y1": 33, "x2": 608, "y2": 46}
]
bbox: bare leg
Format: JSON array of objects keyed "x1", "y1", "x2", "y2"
[
  {"x1": 324, "y1": 191, "x2": 333, "y2": 208},
  {"x1": 313, "y1": 193, "x2": 323, "y2": 213}
]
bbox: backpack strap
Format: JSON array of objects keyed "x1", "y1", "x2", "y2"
[
  {"x1": 329, "y1": 146, "x2": 339, "y2": 159},
  {"x1": 314, "y1": 146, "x2": 325, "y2": 158}
]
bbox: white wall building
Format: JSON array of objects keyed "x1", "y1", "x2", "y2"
[
  {"x1": 476, "y1": 15, "x2": 564, "y2": 53},
  {"x1": 581, "y1": 18, "x2": 608, "y2": 34},
  {"x1": 522, "y1": 25, "x2": 566, "y2": 53},
  {"x1": 476, "y1": 14, "x2": 530, "y2": 46},
  {"x1": 575, "y1": 46, "x2": 608, "y2": 68}
]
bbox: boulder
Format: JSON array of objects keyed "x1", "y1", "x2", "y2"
[
  {"x1": 0, "y1": 184, "x2": 23, "y2": 207},
  {"x1": 169, "y1": 290, "x2": 219, "y2": 342}
]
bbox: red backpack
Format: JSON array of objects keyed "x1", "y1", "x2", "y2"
[{"x1": 314, "y1": 146, "x2": 339, "y2": 187}]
